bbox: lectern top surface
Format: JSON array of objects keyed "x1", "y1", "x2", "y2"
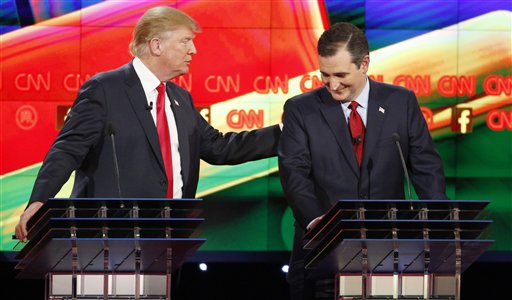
[
  {"x1": 304, "y1": 200, "x2": 491, "y2": 243},
  {"x1": 335, "y1": 199, "x2": 489, "y2": 210},
  {"x1": 27, "y1": 198, "x2": 203, "y2": 230},
  {"x1": 47, "y1": 197, "x2": 202, "y2": 208},
  {"x1": 26, "y1": 217, "x2": 204, "y2": 242}
]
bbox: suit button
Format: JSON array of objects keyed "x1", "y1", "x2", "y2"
[{"x1": 160, "y1": 179, "x2": 166, "y2": 186}]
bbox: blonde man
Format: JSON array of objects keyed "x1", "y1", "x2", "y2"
[{"x1": 16, "y1": 6, "x2": 280, "y2": 241}]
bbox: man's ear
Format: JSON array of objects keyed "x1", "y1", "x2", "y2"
[
  {"x1": 360, "y1": 55, "x2": 370, "y2": 74},
  {"x1": 148, "y1": 38, "x2": 162, "y2": 56}
]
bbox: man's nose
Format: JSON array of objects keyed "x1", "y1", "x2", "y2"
[
  {"x1": 189, "y1": 41, "x2": 197, "y2": 55},
  {"x1": 328, "y1": 78, "x2": 341, "y2": 90}
]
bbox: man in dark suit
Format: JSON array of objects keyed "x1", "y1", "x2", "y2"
[
  {"x1": 15, "y1": 6, "x2": 281, "y2": 242},
  {"x1": 278, "y1": 22, "x2": 447, "y2": 299}
]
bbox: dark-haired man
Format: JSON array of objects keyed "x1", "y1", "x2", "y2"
[{"x1": 278, "y1": 22, "x2": 447, "y2": 299}]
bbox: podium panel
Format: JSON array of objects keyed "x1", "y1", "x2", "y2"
[
  {"x1": 17, "y1": 238, "x2": 205, "y2": 278},
  {"x1": 303, "y1": 200, "x2": 494, "y2": 300},
  {"x1": 309, "y1": 239, "x2": 493, "y2": 274},
  {"x1": 14, "y1": 198, "x2": 205, "y2": 300}
]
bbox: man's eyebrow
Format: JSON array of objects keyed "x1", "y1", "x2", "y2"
[{"x1": 320, "y1": 71, "x2": 349, "y2": 76}]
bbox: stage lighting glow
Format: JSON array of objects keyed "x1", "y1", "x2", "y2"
[
  {"x1": 281, "y1": 265, "x2": 289, "y2": 273},
  {"x1": 199, "y1": 263, "x2": 208, "y2": 271}
]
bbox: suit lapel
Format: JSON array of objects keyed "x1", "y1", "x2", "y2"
[
  {"x1": 123, "y1": 63, "x2": 167, "y2": 175},
  {"x1": 167, "y1": 83, "x2": 190, "y2": 186},
  {"x1": 362, "y1": 80, "x2": 387, "y2": 167},
  {"x1": 318, "y1": 88, "x2": 360, "y2": 177}
]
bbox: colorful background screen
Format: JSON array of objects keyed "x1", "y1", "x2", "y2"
[{"x1": 1, "y1": 0, "x2": 511, "y2": 257}]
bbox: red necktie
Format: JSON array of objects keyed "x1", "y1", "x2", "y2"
[
  {"x1": 349, "y1": 101, "x2": 365, "y2": 167},
  {"x1": 156, "y1": 82, "x2": 174, "y2": 198}
]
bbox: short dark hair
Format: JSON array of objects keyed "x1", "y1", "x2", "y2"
[{"x1": 317, "y1": 22, "x2": 369, "y2": 67}]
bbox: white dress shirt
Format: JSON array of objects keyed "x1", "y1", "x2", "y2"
[
  {"x1": 132, "y1": 57, "x2": 183, "y2": 198},
  {"x1": 340, "y1": 77, "x2": 370, "y2": 126}
]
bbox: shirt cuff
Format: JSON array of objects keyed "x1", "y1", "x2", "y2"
[{"x1": 306, "y1": 216, "x2": 323, "y2": 231}]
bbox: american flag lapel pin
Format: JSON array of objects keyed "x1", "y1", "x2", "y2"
[{"x1": 379, "y1": 106, "x2": 385, "y2": 114}]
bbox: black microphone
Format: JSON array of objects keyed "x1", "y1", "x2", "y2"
[
  {"x1": 146, "y1": 101, "x2": 153, "y2": 110},
  {"x1": 352, "y1": 135, "x2": 362, "y2": 145},
  {"x1": 108, "y1": 123, "x2": 124, "y2": 208},
  {"x1": 392, "y1": 133, "x2": 413, "y2": 210}
]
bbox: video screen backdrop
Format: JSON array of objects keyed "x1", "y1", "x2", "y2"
[{"x1": 1, "y1": 0, "x2": 510, "y2": 255}]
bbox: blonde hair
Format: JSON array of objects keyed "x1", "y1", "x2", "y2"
[{"x1": 129, "y1": 6, "x2": 200, "y2": 57}]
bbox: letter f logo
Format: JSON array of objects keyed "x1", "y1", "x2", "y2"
[{"x1": 451, "y1": 107, "x2": 473, "y2": 134}]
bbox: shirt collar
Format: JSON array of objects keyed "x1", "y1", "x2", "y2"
[
  {"x1": 133, "y1": 57, "x2": 162, "y2": 93},
  {"x1": 342, "y1": 77, "x2": 370, "y2": 109}
]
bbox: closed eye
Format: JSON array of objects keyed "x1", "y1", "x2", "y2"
[{"x1": 320, "y1": 71, "x2": 348, "y2": 79}]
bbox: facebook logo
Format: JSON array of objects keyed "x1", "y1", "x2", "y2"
[{"x1": 451, "y1": 107, "x2": 473, "y2": 134}]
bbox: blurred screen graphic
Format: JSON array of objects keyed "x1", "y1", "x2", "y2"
[{"x1": 1, "y1": 0, "x2": 510, "y2": 256}]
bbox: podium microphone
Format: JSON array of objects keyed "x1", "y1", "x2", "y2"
[
  {"x1": 392, "y1": 133, "x2": 413, "y2": 210},
  {"x1": 108, "y1": 123, "x2": 124, "y2": 208}
]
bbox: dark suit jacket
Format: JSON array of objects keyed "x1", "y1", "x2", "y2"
[
  {"x1": 29, "y1": 61, "x2": 280, "y2": 204},
  {"x1": 278, "y1": 79, "x2": 447, "y2": 285}
]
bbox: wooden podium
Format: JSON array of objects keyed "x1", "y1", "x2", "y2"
[
  {"x1": 303, "y1": 199, "x2": 494, "y2": 300},
  {"x1": 14, "y1": 198, "x2": 205, "y2": 300}
]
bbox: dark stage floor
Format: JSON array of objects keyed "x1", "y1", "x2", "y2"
[{"x1": 2, "y1": 252, "x2": 510, "y2": 300}]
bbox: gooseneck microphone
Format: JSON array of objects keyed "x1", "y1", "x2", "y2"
[
  {"x1": 108, "y1": 123, "x2": 124, "y2": 208},
  {"x1": 392, "y1": 133, "x2": 413, "y2": 210}
]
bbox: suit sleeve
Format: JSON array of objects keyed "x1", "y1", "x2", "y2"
[
  {"x1": 406, "y1": 91, "x2": 448, "y2": 200},
  {"x1": 278, "y1": 100, "x2": 324, "y2": 230},
  {"x1": 28, "y1": 78, "x2": 107, "y2": 204},
  {"x1": 196, "y1": 105, "x2": 281, "y2": 165}
]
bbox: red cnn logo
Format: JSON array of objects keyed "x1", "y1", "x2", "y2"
[
  {"x1": 227, "y1": 109, "x2": 264, "y2": 129},
  {"x1": 451, "y1": 107, "x2": 473, "y2": 134}
]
